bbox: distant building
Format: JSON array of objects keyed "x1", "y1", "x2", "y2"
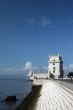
[
  {"x1": 29, "y1": 54, "x2": 64, "y2": 80},
  {"x1": 48, "y1": 54, "x2": 63, "y2": 78}
]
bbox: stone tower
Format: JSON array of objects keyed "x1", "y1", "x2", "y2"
[{"x1": 48, "y1": 54, "x2": 63, "y2": 79}]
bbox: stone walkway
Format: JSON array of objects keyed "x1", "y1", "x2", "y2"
[{"x1": 34, "y1": 81, "x2": 73, "y2": 110}]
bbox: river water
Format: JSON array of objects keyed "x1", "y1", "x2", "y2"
[{"x1": 0, "y1": 74, "x2": 32, "y2": 110}]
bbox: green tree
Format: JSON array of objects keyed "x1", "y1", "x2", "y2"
[{"x1": 67, "y1": 72, "x2": 73, "y2": 79}]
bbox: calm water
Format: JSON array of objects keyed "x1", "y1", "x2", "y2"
[{"x1": 0, "y1": 75, "x2": 32, "y2": 110}]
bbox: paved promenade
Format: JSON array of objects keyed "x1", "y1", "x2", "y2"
[{"x1": 34, "y1": 81, "x2": 73, "y2": 110}]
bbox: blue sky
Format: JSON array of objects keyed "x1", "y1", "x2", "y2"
[{"x1": 0, "y1": 0, "x2": 73, "y2": 74}]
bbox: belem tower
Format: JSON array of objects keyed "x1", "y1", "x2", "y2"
[{"x1": 29, "y1": 54, "x2": 64, "y2": 80}]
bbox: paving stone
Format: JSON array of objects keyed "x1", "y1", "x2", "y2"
[{"x1": 34, "y1": 81, "x2": 73, "y2": 110}]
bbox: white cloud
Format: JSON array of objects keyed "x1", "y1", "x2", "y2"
[
  {"x1": 64, "y1": 66, "x2": 68, "y2": 70},
  {"x1": 24, "y1": 61, "x2": 32, "y2": 72},
  {"x1": 0, "y1": 67, "x2": 18, "y2": 72},
  {"x1": 43, "y1": 66, "x2": 48, "y2": 70},
  {"x1": 69, "y1": 64, "x2": 73, "y2": 71},
  {"x1": 27, "y1": 17, "x2": 35, "y2": 25},
  {"x1": 23, "y1": 61, "x2": 38, "y2": 72},
  {"x1": 41, "y1": 17, "x2": 56, "y2": 29},
  {"x1": 41, "y1": 17, "x2": 51, "y2": 26},
  {"x1": 26, "y1": 16, "x2": 56, "y2": 29},
  {"x1": 0, "y1": 61, "x2": 38, "y2": 74},
  {"x1": 64, "y1": 64, "x2": 73, "y2": 72},
  {"x1": 0, "y1": 67, "x2": 22, "y2": 75},
  {"x1": 34, "y1": 66, "x2": 38, "y2": 70}
]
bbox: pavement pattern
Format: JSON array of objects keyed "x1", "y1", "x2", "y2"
[{"x1": 34, "y1": 81, "x2": 73, "y2": 110}]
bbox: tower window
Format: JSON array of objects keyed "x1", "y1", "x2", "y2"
[
  {"x1": 53, "y1": 59, "x2": 55, "y2": 65},
  {"x1": 53, "y1": 67, "x2": 55, "y2": 70},
  {"x1": 53, "y1": 63, "x2": 55, "y2": 65},
  {"x1": 53, "y1": 70, "x2": 55, "y2": 73},
  {"x1": 53, "y1": 67, "x2": 55, "y2": 73}
]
